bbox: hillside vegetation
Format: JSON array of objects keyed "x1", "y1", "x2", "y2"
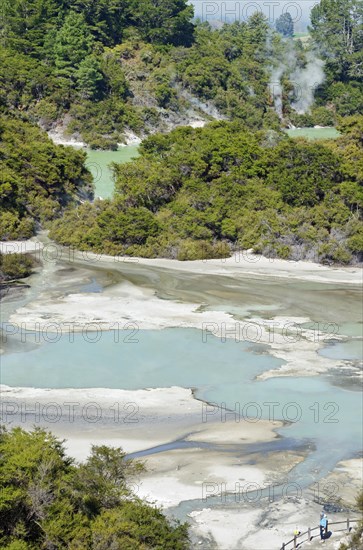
[
  {"x1": 50, "y1": 117, "x2": 363, "y2": 264},
  {"x1": 0, "y1": 116, "x2": 93, "y2": 240},
  {"x1": 0, "y1": 0, "x2": 362, "y2": 264},
  {"x1": 1, "y1": 0, "x2": 362, "y2": 147}
]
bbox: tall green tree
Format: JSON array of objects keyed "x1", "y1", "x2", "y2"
[
  {"x1": 0, "y1": 427, "x2": 189, "y2": 548},
  {"x1": 309, "y1": 0, "x2": 363, "y2": 81},
  {"x1": 54, "y1": 11, "x2": 93, "y2": 80},
  {"x1": 0, "y1": 0, "x2": 66, "y2": 56},
  {"x1": 127, "y1": 0, "x2": 195, "y2": 45},
  {"x1": 0, "y1": 115, "x2": 93, "y2": 240},
  {"x1": 76, "y1": 55, "x2": 104, "y2": 99},
  {"x1": 71, "y1": 0, "x2": 128, "y2": 46},
  {"x1": 275, "y1": 12, "x2": 294, "y2": 37}
]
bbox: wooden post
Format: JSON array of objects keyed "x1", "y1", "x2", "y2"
[
  {"x1": 347, "y1": 518, "x2": 350, "y2": 532},
  {"x1": 282, "y1": 543, "x2": 285, "y2": 550},
  {"x1": 308, "y1": 527, "x2": 311, "y2": 540},
  {"x1": 294, "y1": 535, "x2": 297, "y2": 549}
]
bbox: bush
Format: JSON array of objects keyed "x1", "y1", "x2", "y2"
[
  {"x1": 339, "y1": 491, "x2": 363, "y2": 550},
  {"x1": 0, "y1": 115, "x2": 93, "y2": 237},
  {"x1": 31, "y1": 99, "x2": 59, "y2": 128},
  {"x1": 49, "y1": 122, "x2": 363, "y2": 265},
  {"x1": 311, "y1": 106, "x2": 336, "y2": 126},
  {"x1": 0, "y1": 212, "x2": 35, "y2": 240},
  {"x1": 317, "y1": 242, "x2": 352, "y2": 265},
  {"x1": 289, "y1": 112, "x2": 315, "y2": 127},
  {"x1": 177, "y1": 240, "x2": 230, "y2": 261},
  {"x1": 0, "y1": 253, "x2": 34, "y2": 281},
  {"x1": 0, "y1": 427, "x2": 189, "y2": 549}
]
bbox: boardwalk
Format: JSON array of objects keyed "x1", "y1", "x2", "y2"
[{"x1": 280, "y1": 518, "x2": 360, "y2": 549}]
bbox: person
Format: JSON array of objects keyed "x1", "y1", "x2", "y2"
[
  {"x1": 324, "y1": 514, "x2": 328, "y2": 536},
  {"x1": 320, "y1": 514, "x2": 328, "y2": 541}
]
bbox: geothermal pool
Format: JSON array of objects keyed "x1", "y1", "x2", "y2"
[{"x1": 85, "y1": 145, "x2": 139, "y2": 199}]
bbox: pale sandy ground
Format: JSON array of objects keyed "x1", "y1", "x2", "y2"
[
  {"x1": 0, "y1": 384, "x2": 203, "y2": 456},
  {"x1": 137, "y1": 447, "x2": 304, "y2": 508},
  {"x1": 189, "y1": 498, "x2": 361, "y2": 550},
  {"x1": 322, "y1": 458, "x2": 363, "y2": 508},
  {"x1": 73, "y1": 248, "x2": 362, "y2": 284},
  {"x1": 187, "y1": 457, "x2": 363, "y2": 549},
  {"x1": 47, "y1": 127, "x2": 142, "y2": 147},
  {"x1": 0, "y1": 384, "x2": 282, "y2": 458},
  {"x1": 119, "y1": 130, "x2": 142, "y2": 146},
  {"x1": 2, "y1": 239, "x2": 361, "y2": 283},
  {"x1": 47, "y1": 122, "x2": 207, "y2": 148},
  {"x1": 47, "y1": 128, "x2": 86, "y2": 147}
]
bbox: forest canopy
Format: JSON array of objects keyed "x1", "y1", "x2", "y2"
[
  {"x1": 1, "y1": 0, "x2": 361, "y2": 147},
  {"x1": 49, "y1": 118, "x2": 363, "y2": 264},
  {"x1": 0, "y1": 0, "x2": 362, "y2": 264}
]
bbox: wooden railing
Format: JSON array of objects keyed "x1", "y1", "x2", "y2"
[{"x1": 280, "y1": 518, "x2": 360, "y2": 549}]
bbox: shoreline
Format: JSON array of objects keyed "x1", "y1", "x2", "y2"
[
  {"x1": 2, "y1": 237, "x2": 361, "y2": 380},
  {"x1": 46, "y1": 120, "x2": 208, "y2": 150},
  {"x1": 1, "y1": 237, "x2": 361, "y2": 284},
  {"x1": 0, "y1": 383, "x2": 282, "y2": 452},
  {"x1": 73, "y1": 248, "x2": 363, "y2": 285}
]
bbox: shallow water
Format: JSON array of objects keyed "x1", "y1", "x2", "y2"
[
  {"x1": 127, "y1": 436, "x2": 308, "y2": 460},
  {"x1": 86, "y1": 146, "x2": 139, "y2": 199},
  {"x1": 1, "y1": 247, "x2": 361, "y2": 519},
  {"x1": 0, "y1": 327, "x2": 281, "y2": 388},
  {"x1": 286, "y1": 127, "x2": 340, "y2": 140},
  {"x1": 2, "y1": 326, "x2": 362, "y2": 487},
  {"x1": 319, "y1": 339, "x2": 363, "y2": 362}
]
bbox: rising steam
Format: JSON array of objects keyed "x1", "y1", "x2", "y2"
[
  {"x1": 269, "y1": 44, "x2": 325, "y2": 118},
  {"x1": 290, "y1": 53, "x2": 325, "y2": 113}
]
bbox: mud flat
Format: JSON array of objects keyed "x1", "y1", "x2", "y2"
[
  {"x1": 320, "y1": 458, "x2": 363, "y2": 508},
  {"x1": 1, "y1": 238, "x2": 361, "y2": 550},
  {"x1": 7, "y1": 249, "x2": 359, "y2": 379}
]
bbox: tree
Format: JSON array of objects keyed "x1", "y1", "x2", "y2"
[
  {"x1": 0, "y1": 252, "x2": 34, "y2": 281},
  {"x1": 54, "y1": 11, "x2": 93, "y2": 80},
  {"x1": 71, "y1": 0, "x2": 128, "y2": 46},
  {"x1": 0, "y1": 427, "x2": 189, "y2": 549},
  {"x1": 0, "y1": 115, "x2": 93, "y2": 239},
  {"x1": 76, "y1": 56, "x2": 104, "y2": 99},
  {"x1": 265, "y1": 139, "x2": 341, "y2": 206},
  {"x1": 339, "y1": 491, "x2": 363, "y2": 549},
  {"x1": 50, "y1": 122, "x2": 363, "y2": 264},
  {"x1": 309, "y1": 0, "x2": 363, "y2": 81},
  {"x1": 0, "y1": 0, "x2": 65, "y2": 56},
  {"x1": 127, "y1": 0, "x2": 195, "y2": 46},
  {"x1": 276, "y1": 12, "x2": 294, "y2": 37}
]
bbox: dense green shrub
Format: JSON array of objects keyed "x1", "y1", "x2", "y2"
[
  {"x1": 0, "y1": 116, "x2": 93, "y2": 239},
  {"x1": 0, "y1": 427, "x2": 189, "y2": 549},
  {"x1": 49, "y1": 120, "x2": 363, "y2": 263},
  {"x1": 311, "y1": 106, "x2": 336, "y2": 126},
  {"x1": 0, "y1": 253, "x2": 34, "y2": 281}
]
